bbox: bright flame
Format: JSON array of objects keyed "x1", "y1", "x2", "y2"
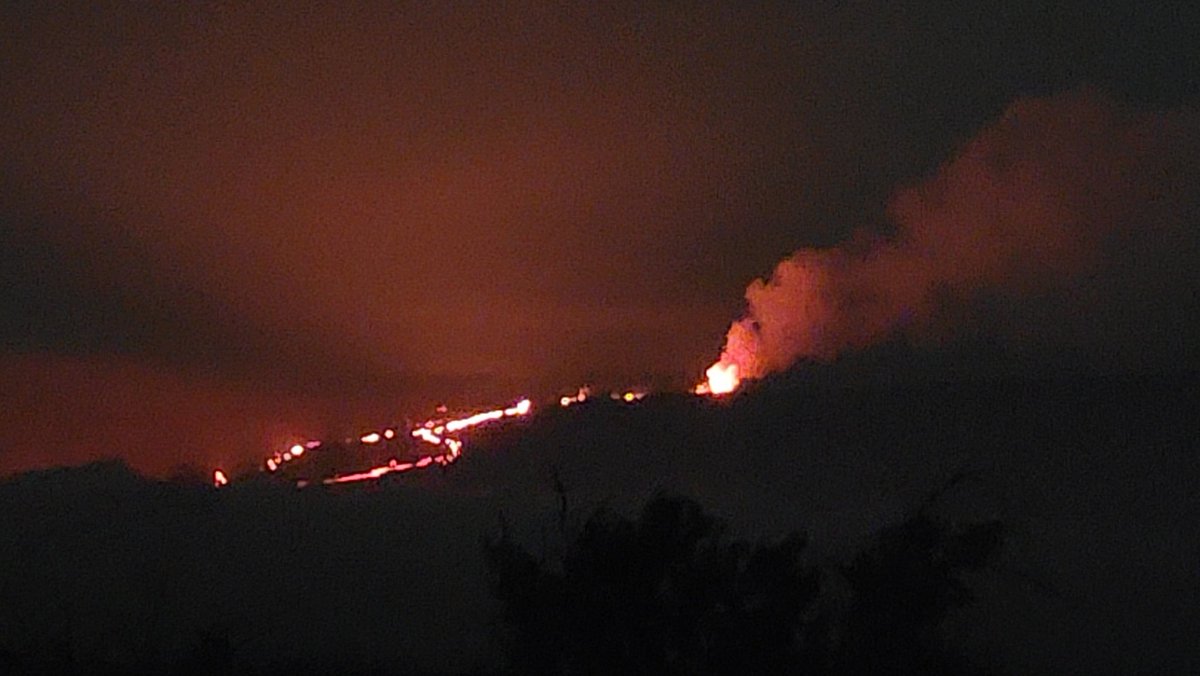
[
  {"x1": 696, "y1": 360, "x2": 740, "y2": 396},
  {"x1": 360, "y1": 432, "x2": 382, "y2": 444},
  {"x1": 212, "y1": 469, "x2": 228, "y2": 487}
]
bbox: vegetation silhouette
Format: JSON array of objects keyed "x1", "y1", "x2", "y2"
[
  {"x1": 485, "y1": 482, "x2": 1002, "y2": 675},
  {"x1": 8, "y1": 369, "x2": 1191, "y2": 673}
]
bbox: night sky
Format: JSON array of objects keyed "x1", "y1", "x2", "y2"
[{"x1": 3, "y1": 1, "x2": 1199, "y2": 475}]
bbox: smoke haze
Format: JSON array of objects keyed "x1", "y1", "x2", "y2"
[{"x1": 717, "y1": 90, "x2": 1200, "y2": 379}]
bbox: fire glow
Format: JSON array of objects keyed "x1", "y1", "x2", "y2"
[
  {"x1": 216, "y1": 398, "x2": 535, "y2": 488},
  {"x1": 216, "y1": 369, "x2": 741, "y2": 491},
  {"x1": 323, "y1": 398, "x2": 530, "y2": 485},
  {"x1": 695, "y1": 360, "x2": 740, "y2": 396},
  {"x1": 559, "y1": 387, "x2": 590, "y2": 408}
]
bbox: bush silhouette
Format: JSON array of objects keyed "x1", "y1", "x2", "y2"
[
  {"x1": 486, "y1": 494, "x2": 822, "y2": 674},
  {"x1": 836, "y1": 514, "x2": 1003, "y2": 674},
  {"x1": 485, "y1": 490, "x2": 1002, "y2": 675}
]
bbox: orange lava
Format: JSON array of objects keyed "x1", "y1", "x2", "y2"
[
  {"x1": 317, "y1": 398, "x2": 533, "y2": 486},
  {"x1": 559, "y1": 387, "x2": 591, "y2": 407}
]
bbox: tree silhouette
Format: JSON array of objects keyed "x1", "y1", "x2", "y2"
[
  {"x1": 485, "y1": 486, "x2": 1002, "y2": 675},
  {"x1": 485, "y1": 494, "x2": 821, "y2": 674},
  {"x1": 836, "y1": 514, "x2": 1003, "y2": 674}
]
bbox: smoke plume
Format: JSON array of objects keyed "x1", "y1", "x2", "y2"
[{"x1": 714, "y1": 88, "x2": 1200, "y2": 381}]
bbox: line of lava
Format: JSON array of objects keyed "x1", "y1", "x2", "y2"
[
  {"x1": 321, "y1": 399, "x2": 530, "y2": 485},
  {"x1": 212, "y1": 363, "x2": 731, "y2": 491},
  {"x1": 215, "y1": 398, "x2": 533, "y2": 488}
]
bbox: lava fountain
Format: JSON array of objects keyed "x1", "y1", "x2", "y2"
[{"x1": 694, "y1": 360, "x2": 740, "y2": 396}]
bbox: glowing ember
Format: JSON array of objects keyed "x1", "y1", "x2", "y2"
[
  {"x1": 212, "y1": 469, "x2": 228, "y2": 487},
  {"x1": 696, "y1": 360, "x2": 740, "y2": 396},
  {"x1": 360, "y1": 432, "x2": 382, "y2": 444}
]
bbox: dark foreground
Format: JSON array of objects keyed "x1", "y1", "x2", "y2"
[{"x1": 1, "y1": 370, "x2": 1196, "y2": 673}]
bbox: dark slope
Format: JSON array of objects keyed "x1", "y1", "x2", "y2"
[{"x1": 1, "y1": 370, "x2": 1196, "y2": 673}]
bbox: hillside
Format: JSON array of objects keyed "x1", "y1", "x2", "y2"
[{"x1": 1, "y1": 371, "x2": 1196, "y2": 673}]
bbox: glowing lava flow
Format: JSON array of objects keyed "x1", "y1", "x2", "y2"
[
  {"x1": 213, "y1": 371, "x2": 737, "y2": 490},
  {"x1": 323, "y1": 458, "x2": 416, "y2": 485},
  {"x1": 216, "y1": 398, "x2": 534, "y2": 488},
  {"x1": 216, "y1": 366, "x2": 742, "y2": 491},
  {"x1": 320, "y1": 398, "x2": 532, "y2": 486},
  {"x1": 559, "y1": 387, "x2": 590, "y2": 407},
  {"x1": 265, "y1": 441, "x2": 320, "y2": 474}
]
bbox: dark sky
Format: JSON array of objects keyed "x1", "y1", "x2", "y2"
[{"x1": 2, "y1": 1, "x2": 1198, "y2": 474}]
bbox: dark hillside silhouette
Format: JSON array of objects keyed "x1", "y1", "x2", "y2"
[{"x1": 0, "y1": 370, "x2": 1194, "y2": 673}]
